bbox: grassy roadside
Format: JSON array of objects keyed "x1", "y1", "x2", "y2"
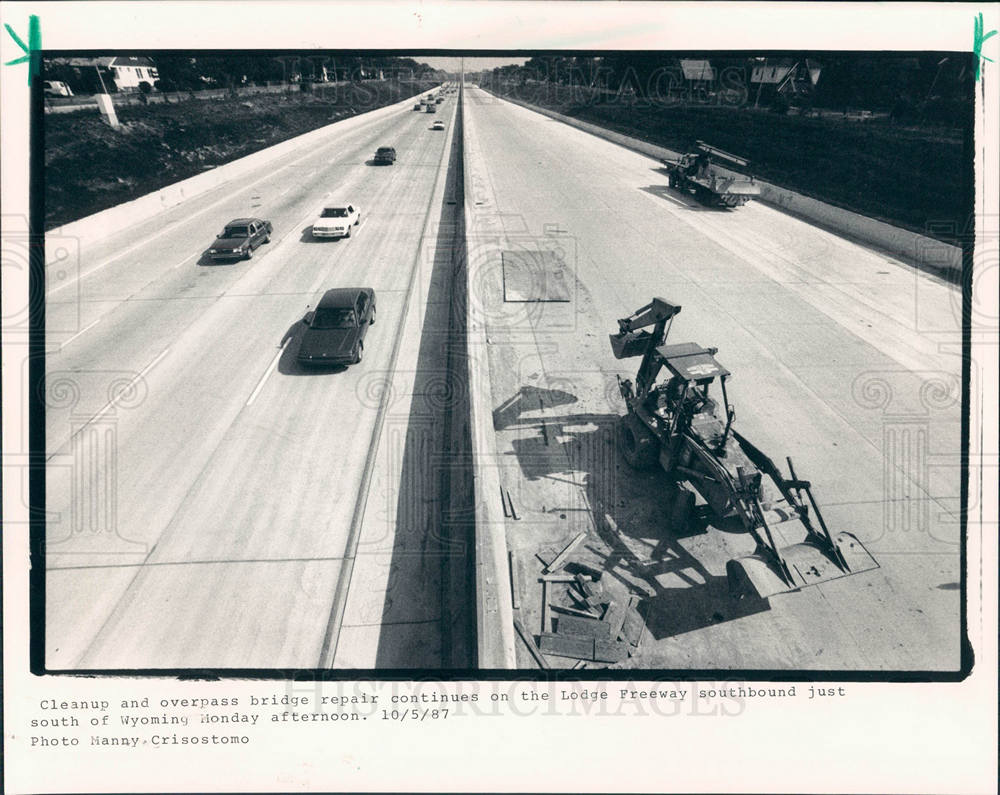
[
  {"x1": 489, "y1": 83, "x2": 968, "y2": 242},
  {"x1": 44, "y1": 81, "x2": 436, "y2": 230}
]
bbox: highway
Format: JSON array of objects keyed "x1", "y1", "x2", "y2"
[
  {"x1": 45, "y1": 90, "x2": 468, "y2": 669},
  {"x1": 462, "y1": 86, "x2": 963, "y2": 670},
  {"x1": 44, "y1": 84, "x2": 964, "y2": 672}
]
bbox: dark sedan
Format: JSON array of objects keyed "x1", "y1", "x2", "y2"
[
  {"x1": 298, "y1": 288, "x2": 376, "y2": 366},
  {"x1": 207, "y1": 218, "x2": 272, "y2": 261},
  {"x1": 373, "y1": 146, "x2": 397, "y2": 165}
]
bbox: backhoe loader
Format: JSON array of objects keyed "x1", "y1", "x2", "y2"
[
  {"x1": 610, "y1": 298, "x2": 879, "y2": 600},
  {"x1": 660, "y1": 141, "x2": 761, "y2": 207}
]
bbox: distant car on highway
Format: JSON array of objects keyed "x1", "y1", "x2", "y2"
[
  {"x1": 312, "y1": 205, "x2": 361, "y2": 238},
  {"x1": 44, "y1": 80, "x2": 74, "y2": 97},
  {"x1": 298, "y1": 288, "x2": 376, "y2": 366},
  {"x1": 413, "y1": 103, "x2": 423, "y2": 111},
  {"x1": 431, "y1": 120, "x2": 445, "y2": 131},
  {"x1": 207, "y1": 217, "x2": 272, "y2": 261},
  {"x1": 435, "y1": 97, "x2": 444, "y2": 104},
  {"x1": 373, "y1": 146, "x2": 397, "y2": 165},
  {"x1": 426, "y1": 104, "x2": 436, "y2": 113}
]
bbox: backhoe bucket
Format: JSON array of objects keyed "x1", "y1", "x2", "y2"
[
  {"x1": 610, "y1": 330, "x2": 656, "y2": 359},
  {"x1": 727, "y1": 532, "x2": 879, "y2": 600}
]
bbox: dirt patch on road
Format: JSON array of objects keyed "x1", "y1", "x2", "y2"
[{"x1": 45, "y1": 82, "x2": 436, "y2": 229}]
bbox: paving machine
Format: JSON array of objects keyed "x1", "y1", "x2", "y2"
[
  {"x1": 661, "y1": 141, "x2": 760, "y2": 208},
  {"x1": 610, "y1": 298, "x2": 878, "y2": 599}
]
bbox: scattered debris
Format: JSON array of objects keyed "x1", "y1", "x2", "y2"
[
  {"x1": 517, "y1": 533, "x2": 651, "y2": 668},
  {"x1": 514, "y1": 618, "x2": 550, "y2": 670},
  {"x1": 539, "y1": 634, "x2": 629, "y2": 664},
  {"x1": 545, "y1": 532, "x2": 587, "y2": 573},
  {"x1": 550, "y1": 604, "x2": 599, "y2": 619},
  {"x1": 506, "y1": 488, "x2": 519, "y2": 520},
  {"x1": 556, "y1": 614, "x2": 611, "y2": 639},
  {"x1": 564, "y1": 561, "x2": 603, "y2": 581},
  {"x1": 621, "y1": 596, "x2": 647, "y2": 652},
  {"x1": 539, "y1": 573, "x2": 584, "y2": 583},
  {"x1": 602, "y1": 600, "x2": 628, "y2": 640},
  {"x1": 501, "y1": 486, "x2": 519, "y2": 520},
  {"x1": 541, "y1": 580, "x2": 550, "y2": 633},
  {"x1": 509, "y1": 550, "x2": 520, "y2": 610}
]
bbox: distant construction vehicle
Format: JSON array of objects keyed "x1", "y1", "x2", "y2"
[
  {"x1": 661, "y1": 141, "x2": 761, "y2": 207},
  {"x1": 610, "y1": 298, "x2": 879, "y2": 600}
]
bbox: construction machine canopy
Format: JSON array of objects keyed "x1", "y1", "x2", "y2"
[{"x1": 655, "y1": 342, "x2": 730, "y2": 382}]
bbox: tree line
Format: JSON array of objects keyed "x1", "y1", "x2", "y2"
[
  {"x1": 45, "y1": 55, "x2": 443, "y2": 94},
  {"x1": 477, "y1": 55, "x2": 971, "y2": 122}
]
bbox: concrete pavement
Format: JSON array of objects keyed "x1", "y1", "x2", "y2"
[
  {"x1": 43, "y1": 83, "x2": 965, "y2": 672},
  {"x1": 45, "y1": 93, "x2": 470, "y2": 669},
  {"x1": 462, "y1": 87, "x2": 962, "y2": 671}
]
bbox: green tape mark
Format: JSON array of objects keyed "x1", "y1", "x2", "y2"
[
  {"x1": 4, "y1": 14, "x2": 40, "y2": 84},
  {"x1": 974, "y1": 12, "x2": 996, "y2": 81}
]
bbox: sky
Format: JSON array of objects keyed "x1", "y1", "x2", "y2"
[{"x1": 417, "y1": 56, "x2": 528, "y2": 72}]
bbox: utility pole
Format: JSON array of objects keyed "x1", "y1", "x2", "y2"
[
  {"x1": 94, "y1": 63, "x2": 119, "y2": 128},
  {"x1": 94, "y1": 64, "x2": 109, "y2": 93},
  {"x1": 753, "y1": 57, "x2": 765, "y2": 109}
]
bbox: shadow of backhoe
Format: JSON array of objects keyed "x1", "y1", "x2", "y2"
[
  {"x1": 498, "y1": 388, "x2": 770, "y2": 643},
  {"x1": 640, "y1": 182, "x2": 733, "y2": 213}
]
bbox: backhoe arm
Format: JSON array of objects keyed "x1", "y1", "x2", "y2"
[{"x1": 616, "y1": 298, "x2": 682, "y2": 338}]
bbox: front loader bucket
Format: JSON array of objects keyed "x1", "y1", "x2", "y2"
[
  {"x1": 610, "y1": 330, "x2": 655, "y2": 359},
  {"x1": 727, "y1": 532, "x2": 879, "y2": 600}
]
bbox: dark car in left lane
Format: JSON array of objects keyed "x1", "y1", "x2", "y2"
[
  {"x1": 298, "y1": 288, "x2": 376, "y2": 366},
  {"x1": 373, "y1": 146, "x2": 397, "y2": 165},
  {"x1": 207, "y1": 217, "x2": 272, "y2": 261}
]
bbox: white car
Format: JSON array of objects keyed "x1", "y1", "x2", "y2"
[
  {"x1": 431, "y1": 120, "x2": 445, "y2": 131},
  {"x1": 44, "y1": 80, "x2": 73, "y2": 97},
  {"x1": 312, "y1": 204, "x2": 361, "y2": 239}
]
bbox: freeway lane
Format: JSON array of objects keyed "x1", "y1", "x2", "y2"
[
  {"x1": 463, "y1": 87, "x2": 962, "y2": 670},
  {"x1": 45, "y1": 93, "x2": 463, "y2": 668}
]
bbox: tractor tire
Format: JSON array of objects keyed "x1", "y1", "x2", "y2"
[{"x1": 619, "y1": 413, "x2": 659, "y2": 470}]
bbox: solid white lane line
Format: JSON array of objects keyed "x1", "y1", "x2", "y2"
[
  {"x1": 56, "y1": 318, "x2": 101, "y2": 350},
  {"x1": 246, "y1": 342, "x2": 287, "y2": 407},
  {"x1": 49, "y1": 347, "x2": 171, "y2": 460}
]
